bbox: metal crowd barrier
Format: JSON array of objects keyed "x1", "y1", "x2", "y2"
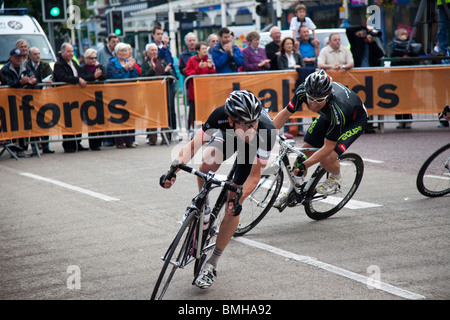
[{"x1": 0, "y1": 76, "x2": 181, "y2": 160}]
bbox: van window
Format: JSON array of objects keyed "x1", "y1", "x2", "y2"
[{"x1": 0, "y1": 34, "x2": 55, "y2": 64}]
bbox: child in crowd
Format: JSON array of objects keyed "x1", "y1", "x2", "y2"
[{"x1": 290, "y1": 4, "x2": 317, "y2": 44}]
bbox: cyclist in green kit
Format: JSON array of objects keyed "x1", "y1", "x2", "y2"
[{"x1": 273, "y1": 69, "x2": 368, "y2": 207}]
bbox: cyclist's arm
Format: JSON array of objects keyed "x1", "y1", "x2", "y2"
[
  {"x1": 177, "y1": 128, "x2": 209, "y2": 165},
  {"x1": 161, "y1": 129, "x2": 209, "y2": 188},
  {"x1": 273, "y1": 108, "x2": 292, "y2": 130}
]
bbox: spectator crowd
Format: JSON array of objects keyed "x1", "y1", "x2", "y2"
[{"x1": 1, "y1": 3, "x2": 449, "y2": 158}]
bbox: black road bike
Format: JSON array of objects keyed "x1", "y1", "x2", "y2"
[{"x1": 151, "y1": 161, "x2": 241, "y2": 300}]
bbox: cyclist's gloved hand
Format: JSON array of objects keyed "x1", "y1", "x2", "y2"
[
  {"x1": 228, "y1": 185, "x2": 243, "y2": 216},
  {"x1": 159, "y1": 171, "x2": 176, "y2": 188},
  {"x1": 228, "y1": 198, "x2": 242, "y2": 216},
  {"x1": 295, "y1": 163, "x2": 306, "y2": 177}
]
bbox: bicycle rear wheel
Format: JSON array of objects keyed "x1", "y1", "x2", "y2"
[
  {"x1": 151, "y1": 210, "x2": 197, "y2": 300},
  {"x1": 416, "y1": 143, "x2": 450, "y2": 197},
  {"x1": 304, "y1": 153, "x2": 364, "y2": 220},
  {"x1": 234, "y1": 167, "x2": 284, "y2": 236}
]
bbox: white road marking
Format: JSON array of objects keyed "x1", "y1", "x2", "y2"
[
  {"x1": 20, "y1": 172, "x2": 119, "y2": 202},
  {"x1": 277, "y1": 186, "x2": 382, "y2": 210},
  {"x1": 362, "y1": 158, "x2": 385, "y2": 164},
  {"x1": 424, "y1": 174, "x2": 450, "y2": 181},
  {"x1": 234, "y1": 237, "x2": 426, "y2": 300},
  {"x1": 318, "y1": 196, "x2": 383, "y2": 209}
]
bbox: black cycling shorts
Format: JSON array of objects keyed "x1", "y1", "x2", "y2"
[
  {"x1": 207, "y1": 130, "x2": 254, "y2": 185},
  {"x1": 304, "y1": 112, "x2": 367, "y2": 155}
]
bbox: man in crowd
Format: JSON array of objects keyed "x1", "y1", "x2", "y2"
[
  {"x1": 265, "y1": 26, "x2": 282, "y2": 71},
  {"x1": 212, "y1": 27, "x2": 244, "y2": 73},
  {"x1": 178, "y1": 32, "x2": 198, "y2": 76},
  {"x1": 97, "y1": 33, "x2": 119, "y2": 146},
  {"x1": 151, "y1": 25, "x2": 174, "y2": 66},
  {"x1": 317, "y1": 33, "x2": 354, "y2": 71},
  {"x1": 98, "y1": 33, "x2": 119, "y2": 67},
  {"x1": 346, "y1": 25, "x2": 385, "y2": 133},
  {"x1": 298, "y1": 25, "x2": 319, "y2": 68},
  {"x1": 27, "y1": 47, "x2": 55, "y2": 154},
  {"x1": 53, "y1": 43, "x2": 88, "y2": 153},
  {"x1": 0, "y1": 48, "x2": 37, "y2": 158}
]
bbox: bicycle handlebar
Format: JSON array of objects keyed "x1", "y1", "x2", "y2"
[{"x1": 161, "y1": 160, "x2": 242, "y2": 195}]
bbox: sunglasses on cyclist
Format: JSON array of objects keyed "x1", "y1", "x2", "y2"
[
  {"x1": 306, "y1": 94, "x2": 328, "y2": 103},
  {"x1": 234, "y1": 119, "x2": 258, "y2": 129}
]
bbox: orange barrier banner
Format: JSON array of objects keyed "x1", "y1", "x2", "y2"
[
  {"x1": 0, "y1": 81, "x2": 168, "y2": 141},
  {"x1": 193, "y1": 66, "x2": 450, "y2": 123}
]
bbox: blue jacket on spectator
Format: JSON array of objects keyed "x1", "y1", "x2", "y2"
[
  {"x1": 1, "y1": 61, "x2": 35, "y2": 88},
  {"x1": 107, "y1": 56, "x2": 138, "y2": 79},
  {"x1": 211, "y1": 43, "x2": 244, "y2": 73}
]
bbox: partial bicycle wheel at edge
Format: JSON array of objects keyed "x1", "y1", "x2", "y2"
[
  {"x1": 304, "y1": 153, "x2": 364, "y2": 220},
  {"x1": 234, "y1": 169, "x2": 283, "y2": 236},
  {"x1": 151, "y1": 210, "x2": 196, "y2": 300},
  {"x1": 416, "y1": 143, "x2": 450, "y2": 197}
]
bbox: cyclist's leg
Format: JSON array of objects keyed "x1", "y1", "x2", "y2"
[
  {"x1": 215, "y1": 161, "x2": 251, "y2": 249},
  {"x1": 201, "y1": 145, "x2": 252, "y2": 270},
  {"x1": 197, "y1": 131, "x2": 227, "y2": 191},
  {"x1": 315, "y1": 115, "x2": 366, "y2": 194}
]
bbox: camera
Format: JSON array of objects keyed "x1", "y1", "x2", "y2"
[{"x1": 369, "y1": 29, "x2": 381, "y2": 37}]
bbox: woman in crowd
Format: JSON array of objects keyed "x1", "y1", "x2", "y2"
[
  {"x1": 185, "y1": 42, "x2": 216, "y2": 130},
  {"x1": 107, "y1": 42, "x2": 138, "y2": 149},
  {"x1": 277, "y1": 37, "x2": 305, "y2": 70},
  {"x1": 242, "y1": 31, "x2": 271, "y2": 72},
  {"x1": 80, "y1": 48, "x2": 108, "y2": 151}
]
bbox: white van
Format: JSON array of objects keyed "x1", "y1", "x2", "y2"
[
  {"x1": 0, "y1": 15, "x2": 57, "y2": 67},
  {"x1": 259, "y1": 28, "x2": 349, "y2": 51}
]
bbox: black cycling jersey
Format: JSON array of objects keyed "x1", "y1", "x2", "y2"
[
  {"x1": 287, "y1": 82, "x2": 368, "y2": 140},
  {"x1": 286, "y1": 81, "x2": 368, "y2": 155},
  {"x1": 201, "y1": 105, "x2": 276, "y2": 163}
]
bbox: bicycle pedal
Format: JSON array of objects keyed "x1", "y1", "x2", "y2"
[{"x1": 276, "y1": 203, "x2": 287, "y2": 213}]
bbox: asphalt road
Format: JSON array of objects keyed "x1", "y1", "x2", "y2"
[{"x1": 0, "y1": 120, "x2": 448, "y2": 302}]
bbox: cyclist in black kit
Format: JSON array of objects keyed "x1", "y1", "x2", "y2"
[
  {"x1": 160, "y1": 90, "x2": 276, "y2": 288},
  {"x1": 273, "y1": 69, "x2": 368, "y2": 206}
]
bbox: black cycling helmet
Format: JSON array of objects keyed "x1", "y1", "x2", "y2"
[
  {"x1": 304, "y1": 69, "x2": 333, "y2": 97},
  {"x1": 224, "y1": 90, "x2": 262, "y2": 122}
]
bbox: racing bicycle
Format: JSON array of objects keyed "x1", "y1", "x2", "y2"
[
  {"x1": 416, "y1": 143, "x2": 450, "y2": 197},
  {"x1": 235, "y1": 135, "x2": 364, "y2": 236},
  {"x1": 151, "y1": 160, "x2": 242, "y2": 300}
]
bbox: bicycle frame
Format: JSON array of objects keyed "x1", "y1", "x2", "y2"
[{"x1": 276, "y1": 137, "x2": 320, "y2": 200}]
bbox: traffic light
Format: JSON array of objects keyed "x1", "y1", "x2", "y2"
[
  {"x1": 42, "y1": 0, "x2": 67, "y2": 22},
  {"x1": 256, "y1": 0, "x2": 269, "y2": 17},
  {"x1": 110, "y1": 10, "x2": 124, "y2": 37}
]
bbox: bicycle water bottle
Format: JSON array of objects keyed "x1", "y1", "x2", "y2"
[{"x1": 203, "y1": 205, "x2": 211, "y2": 230}]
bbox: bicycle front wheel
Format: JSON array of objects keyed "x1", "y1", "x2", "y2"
[
  {"x1": 151, "y1": 210, "x2": 197, "y2": 300},
  {"x1": 304, "y1": 153, "x2": 364, "y2": 220},
  {"x1": 234, "y1": 167, "x2": 284, "y2": 236},
  {"x1": 416, "y1": 143, "x2": 450, "y2": 197}
]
